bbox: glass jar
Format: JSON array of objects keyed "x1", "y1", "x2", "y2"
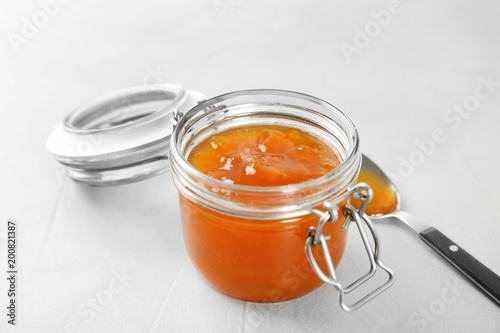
[
  {"x1": 47, "y1": 85, "x2": 394, "y2": 311},
  {"x1": 169, "y1": 90, "x2": 392, "y2": 306}
]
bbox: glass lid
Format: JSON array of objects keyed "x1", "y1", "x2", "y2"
[{"x1": 46, "y1": 84, "x2": 205, "y2": 186}]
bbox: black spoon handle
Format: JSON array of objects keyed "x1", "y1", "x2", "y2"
[{"x1": 419, "y1": 227, "x2": 500, "y2": 306}]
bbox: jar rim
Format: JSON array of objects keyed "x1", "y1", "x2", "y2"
[{"x1": 171, "y1": 88, "x2": 360, "y2": 194}]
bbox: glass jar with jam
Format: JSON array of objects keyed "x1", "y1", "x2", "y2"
[{"x1": 47, "y1": 85, "x2": 394, "y2": 312}]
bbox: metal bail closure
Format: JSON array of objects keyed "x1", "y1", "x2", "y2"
[{"x1": 305, "y1": 183, "x2": 395, "y2": 312}]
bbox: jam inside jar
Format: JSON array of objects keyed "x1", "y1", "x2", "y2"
[{"x1": 170, "y1": 90, "x2": 362, "y2": 303}]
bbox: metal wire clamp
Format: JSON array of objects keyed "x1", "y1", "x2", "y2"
[{"x1": 305, "y1": 183, "x2": 395, "y2": 312}]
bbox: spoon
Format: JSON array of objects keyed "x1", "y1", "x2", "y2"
[{"x1": 358, "y1": 154, "x2": 500, "y2": 306}]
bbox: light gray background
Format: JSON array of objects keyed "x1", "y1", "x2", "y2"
[{"x1": 1, "y1": 0, "x2": 499, "y2": 332}]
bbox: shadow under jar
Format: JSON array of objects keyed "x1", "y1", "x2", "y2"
[{"x1": 170, "y1": 90, "x2": 362, "y2": 302}]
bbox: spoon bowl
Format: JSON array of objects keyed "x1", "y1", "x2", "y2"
[{"x1": 358, "y1": 155, "x2": 429, "y2": 233}]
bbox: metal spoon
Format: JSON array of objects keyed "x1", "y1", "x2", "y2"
[{"x1": 360, "y1": 154, "x2": 500, "y2": 306}]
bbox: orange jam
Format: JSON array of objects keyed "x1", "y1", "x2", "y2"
[
  {"x1": 188, "y1": 125, "x2": 341, "y2": 186},
  {"x1": 180, "y1": 125, "x2": 348, "y2": 302},
  {"x1": 353, "y1": 168, "x2": 398, "y2": 216}
]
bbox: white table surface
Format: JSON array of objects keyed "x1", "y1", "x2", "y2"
[{"x1": 1, "y1": 0, "x2": 500, "y2": 332}]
